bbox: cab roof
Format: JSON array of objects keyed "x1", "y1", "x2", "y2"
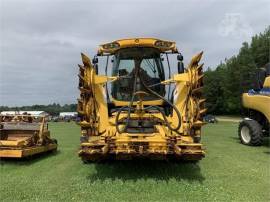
[{"x1": 97, "y1": 38, "x2": 178, "y2": 55}]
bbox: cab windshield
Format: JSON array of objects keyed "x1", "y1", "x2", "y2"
[{"x1": 111, "y1": 47, "x2": 165, "y2": 101}]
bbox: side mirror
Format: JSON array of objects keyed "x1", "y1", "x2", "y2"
[
  {"x1": 95, "y1": 64, "x2": 98, "y2": 74},
  {"x1": 177, "y1": 54, "x2": 183, "y2": 61},
  {"x1": 92, "y1": 57, "x2": 98, "y2": 64},
  {"x1": 177, "y1": 61, "x2": 184, "y2": 74}
]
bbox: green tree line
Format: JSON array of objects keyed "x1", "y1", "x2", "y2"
[
  {"x1": 204, "y1": 26, "x2": 270, "y2": 115},
  {"x1": 0, "y1": 103, "x2": 77, "y2": 116}
]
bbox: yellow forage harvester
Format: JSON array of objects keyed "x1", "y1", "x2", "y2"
[{"x1": 77, "y1": 38, "x2": 206, "y2": 162}]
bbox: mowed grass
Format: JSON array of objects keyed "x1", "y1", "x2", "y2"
[{"x1": 0, "y1": 122, "x2": 269, "y2": 202}]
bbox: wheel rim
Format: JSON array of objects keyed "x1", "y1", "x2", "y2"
[{"x1": 241, "y1": 126, "x2": 251, "y2": 143}]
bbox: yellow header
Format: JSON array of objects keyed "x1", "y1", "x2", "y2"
[{"x1": 97, "y1": 38, "x2": 178, "y2": 55}]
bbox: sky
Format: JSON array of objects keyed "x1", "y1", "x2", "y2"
[{"x1": 0, "y1": 0, "x2": 269, "y2": 106}]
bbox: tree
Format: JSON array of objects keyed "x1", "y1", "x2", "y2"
[{"x1": 204, "y1": 26, "x2": 270, "y2": 115}]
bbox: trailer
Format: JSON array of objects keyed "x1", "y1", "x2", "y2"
[{"x1": 0, "y1": 115, "x2": 57, "y2": 158}]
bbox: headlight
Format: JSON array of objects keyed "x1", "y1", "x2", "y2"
[
  {"x1": 102, "y1": 42, "x2": 120, "y2": 49},
  {"x1": 154, "y1": 40, "x2": 173, "y2": 48}
]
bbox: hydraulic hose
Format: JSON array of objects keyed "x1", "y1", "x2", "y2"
[
  {"x1": 115, "y1": 60, "x2": 182, "y2": 133},
  {"x1": 115, "y1": 66, "x2": 139, "y2": 134},
  {"x1": 143, "y1": 105, "x2": 179, "y2": 131},
  {"x1": 139, "y1": 72, "x2": 182, "y2": 131}
]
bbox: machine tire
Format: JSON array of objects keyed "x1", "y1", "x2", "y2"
[
  {"x1": 51, "y1": 138, "x2": 58, "y2": 145},
  {"x1": 193, "y1": 136, "x2": 201, "y2": 143},
  {"x1": 238, "y1": 120, "x2": 263, "y2": 146}
]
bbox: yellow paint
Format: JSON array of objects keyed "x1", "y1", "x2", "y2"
[
  {"x1": 264, "y1": 76, "x2": 270, "y2": 87},
  {"x1": 0, "y1": 115, "x2": 57, "y2": 158},
  {"x1": 243, "y1": 93, "x2": 270, "y2": 121},
  {"x1": 78, "y1": 38, "x2": 206, "y2": 161},
  {"x1": 0, "y1": 144, "x2": 57, "y2": 158},
  {"x1": 98, "y1": 38, "x2": 178, "y2": 55},
  {"x1": 242, "y1": 75, "x2": 270, "y2": 122},
  {"x1": 111, "y1": 98, "x2": 164, "y2": 107}
]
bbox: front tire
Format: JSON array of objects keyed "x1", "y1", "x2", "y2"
[
  {"x1": 238, "y1": 120, "x2": 263, "y2": 146},
  {"x1": 51, "y1": 138, "x2": 58, "y2": 145}
]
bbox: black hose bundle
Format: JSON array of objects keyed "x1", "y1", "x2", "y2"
[
  {"x1": 115, "y1": 62, "x2": 182, "y2": 133},
  {"x1": 115, "y1": 66, "x2": 139, "y2": 134},
  {"x1": 139, "y1": 73, "x2": 181, "y2": 131}
]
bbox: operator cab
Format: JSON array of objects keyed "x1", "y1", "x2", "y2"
[{"x1": 111, "y1": 47, "x2": 165, "y2": 101}]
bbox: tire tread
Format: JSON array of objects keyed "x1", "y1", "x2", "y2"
[{"x1": 238, "y1": 120, "x2": 263, "y2": 146}]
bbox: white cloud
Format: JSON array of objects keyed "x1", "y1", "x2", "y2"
[
  {"x1": 218, "y1": 13, "x2": 253, "y2": 39},
  {"x1": 0, "y1": 0, "x2": 269, "y2": 106}
]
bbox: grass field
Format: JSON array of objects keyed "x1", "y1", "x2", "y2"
[{"x1": 0, "y1": 122, "x2": 269, "y2": 202}]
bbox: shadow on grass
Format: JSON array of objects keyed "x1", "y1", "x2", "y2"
[
  {"x1": 262, "y1": 138, "x2": 270, "y2": 148},
  {"x1": 0, "y1": 150, "x2": 60, "y2": 166},
  {"x1": 87, "y1": 160, "x2": 205, "y2": 183},
  {"x1": 230, "y1": 136, "x2": 270, "y2": 148},
  {"x1": 230, "y1": 136, "x2": 239, "y2": 141}
]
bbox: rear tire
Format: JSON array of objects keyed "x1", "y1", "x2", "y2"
[{"x1": 238, "y1": 120, "x2": 263, "y2": 146}]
